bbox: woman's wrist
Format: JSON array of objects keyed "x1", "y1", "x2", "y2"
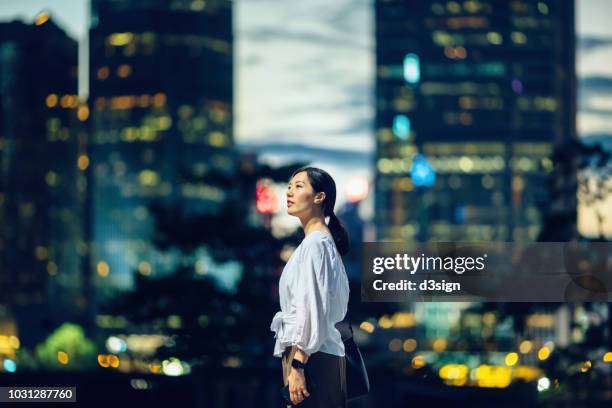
[{"x1": 292, "y1": 346, "x2": 309, "y2": 364}]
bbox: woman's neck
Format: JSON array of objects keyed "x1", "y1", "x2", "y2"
[{"x1": 301, "y1": 216, "x2": 328, "y2": 236}]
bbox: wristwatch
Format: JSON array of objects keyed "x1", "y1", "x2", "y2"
[{"x1": 291, "y1": 359, "x2": 307, "y2": 370}]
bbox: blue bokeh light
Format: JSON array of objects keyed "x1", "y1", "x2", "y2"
[
  {"x1": 411, "y1": 154, "x2": 436, "y2": 187},
  {"x1": 392, "y1": 114, "x2": 411, "y2": 139},
  {"x1": 403, "y1": 53, "x2": 421, "y2": 84},
  {"x1": 4, "y1": 358, "x2": 17, "y2": 373}
]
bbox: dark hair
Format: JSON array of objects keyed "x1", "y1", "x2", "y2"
[{"x1": 291, "y1": 166, "x2": 350, "y2": 256}]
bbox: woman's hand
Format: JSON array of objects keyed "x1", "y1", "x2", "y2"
[{"x1": 288, "y1": 367, "x2": 310, "y2": 405}]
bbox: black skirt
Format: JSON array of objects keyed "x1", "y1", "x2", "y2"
[{"x1": 281, "y1": 346, "x2": 347, "y2": 408}]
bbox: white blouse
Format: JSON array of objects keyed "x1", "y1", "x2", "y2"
[{"x1": 270, "y1": 230, "x2": 350, "y2": 358}]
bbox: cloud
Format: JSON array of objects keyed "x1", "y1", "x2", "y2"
[
  {"x1": 578, "y1": 76, "x2": 612, "y2": 119},
  {"x1": 578, "y1": 112, "x2": 612, "y2": 136},
  {"x1": 241, "y1": 27, "x2": 369, "y2": 50},
  {"x1": 577, "y1": 44, "x2": 612, "y2": 77},
  {"x1": 238, "y1": 141, "x2": 372, "y2": 165},
  {"x1": 578, "y1": 36, "x2": 612, "y2": 53},
  {"x1": 235, "y1": 0, "x2": 374, "y2": 162},
  {"x1": 579, "y1": 134, "x2": 612, "y2": 152},
  {"x1": 580, "y1": 76, "x2": 612, "y2": 91}
]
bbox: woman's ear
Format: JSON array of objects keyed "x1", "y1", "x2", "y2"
[{"x1": 314, "y1": 191, "x2": 326, "y2": 205}]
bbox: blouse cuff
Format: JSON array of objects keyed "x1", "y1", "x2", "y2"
[{"x1": 291, "y1": 341, "x2": 314, "y2": 357}]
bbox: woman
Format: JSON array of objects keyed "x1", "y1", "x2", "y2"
[{"x1": 270, "y1": 166, "x2": 350, "y2": 407}]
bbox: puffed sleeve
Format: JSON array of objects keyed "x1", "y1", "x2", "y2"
[{"x1": 291, "y1": 240, "x2": 331, "y2": 356}]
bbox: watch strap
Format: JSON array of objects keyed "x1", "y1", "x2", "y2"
[{"x1": 291, "y1": 358, "x2": 307, "y2": 370}]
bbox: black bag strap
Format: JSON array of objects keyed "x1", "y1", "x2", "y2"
[{"x1": 335, "y1": 309, "x2": 355, "y2": 342}]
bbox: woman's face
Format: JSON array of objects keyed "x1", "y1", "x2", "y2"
[{"x1": 286, "y1": 171, "x2": 323, "y2": 217}]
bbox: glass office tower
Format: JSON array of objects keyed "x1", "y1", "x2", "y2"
[
  {"x1": 89, "y1": 0, "x2": 235, "y2": 302},
  {"x1": 0, "y1": 16, "x2": 83, "y2": 344},
  {"x1": 375, "y1": 0, "x2": 576, "y2": 241}
]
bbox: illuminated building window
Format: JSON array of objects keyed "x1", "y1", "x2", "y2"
[
  {"x1": 446, "y1": 17, "x2": 488, "y2": 29},
  {"x1": 47, "y1": 261, "x2": 58, "y2": 276},
  {"x1": 511, "y1": 1, "x2": 528, "y2": 13},
  {"x1": 139, "y1": 170, "x2": 160, "y2": 187},
  {"x1": 458, "y1": 96, "x2": 476, "y2": 109},
  {"x1": 34, "y1": 246, "x2": 48, "y2": 260},
  {"x1": 486, "y1": 32, "x2": 503, "y2": 45},
  {"x1": 110, "y1": 95, "x2": 136, "y2": 110},
  {"x1": 426, "y1": 62, "x2": 505, "y2": 78},
  {"x1": 192, "y1": 117, "x2": 207, "y2": 130},
  {"x1": 533, "y1": 97, "x2": 557, "y2": 111},
  {"x1": 377, "y1": 158, "x2": 393, "y2": 174},
  {"x1": 138, "y1": 94, "x2": 151, "y2": 108},
  {"x1": 432, "y1": 30, "x2": 453, "y2": 47},
  {"x1": 378, "y1": 128, "x2": 393, "y2": 142},
  {"x1": 511, "y1": 31, "x2": 527, "y2": 44},
  {"x1": 97, "y1": 261, "x2": 109, "y2": 277},
  {"x1": 97, "y1": 66, "x2": 109, "y2": 80},
  {"x1": 209, "y1": 106, "x2": 229, "y2": 124},
  {"x1": 208, "y1": 131, "x2": 227, "y2": 147},
  {"x1": 178, "y1": 105, "x2": 194, "y2": 119},
  {"x1": 428, "y1": 155, "x2": 505, "y2": 174},
  {"x1": 77, "y1": 154, "x2": 90, "y2": 171},
  {"x1": 421, "y1": 81, "x2": 501, "y2": 96},
  {"x1": 60, "y1": 94, "x2": 78, "y2": 108},
  {"x1": 463, "y1": 1, "x2": 481, "y2": 13},
  {"x1": 77, "y1": 105, "x2": 90, "y2": 121},
  {"x1": 117, "y1": 64, "x2": 132, "y2": 78},
  {"x1": 446, "y1": 1, "x2": 461, "y2": 14},
  {"x1": 537, "y1": 2, "x2": 549, "y2": 15},
  {"x1": 153, "y1": 93, "x2": 167, "y2": 107},
  {"x1": 46, "y1": 94, "x2": 58, "y2": 107},
  {"x1": 45, "y1": 171, "x2": 59, "y2": 186},
  {"x1": 108, "y1": 33, "x2": 134, "y2": 46},
  {"x1": 393, "y1": 96, "x2": 414, "y2": 111},
  {"x1": 191, "y1": 0, "x2": 206, "y2": 11},
  {"x1": 444, "y1": 46, "x2": 467, "y2": 59}
]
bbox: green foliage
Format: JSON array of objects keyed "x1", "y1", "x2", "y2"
[{"x1": 34, "y1": 323, "x2": 98, "y2": 370}]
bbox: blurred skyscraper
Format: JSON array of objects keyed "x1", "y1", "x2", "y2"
[
  {"x1": 374, "y1": 0, "x2": 576, "y2": 241},
  {"x1": 88, "y1": 0, "x2": 235, "y2": 303},
  {"x1": 0, "y1": 14, "x2": 85, "y2": 345}
]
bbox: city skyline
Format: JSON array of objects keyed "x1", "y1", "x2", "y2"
[
  {"x1": 1, "y1": 3, "x2": 611, "y2": 403},
  {"x1": 0, "y1": 0, "x2": 610, "y2": 236}
]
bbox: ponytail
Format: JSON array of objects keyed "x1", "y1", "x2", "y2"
[{"x1": 327, "y1": 211, "x2": 350, "y2": 257}]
